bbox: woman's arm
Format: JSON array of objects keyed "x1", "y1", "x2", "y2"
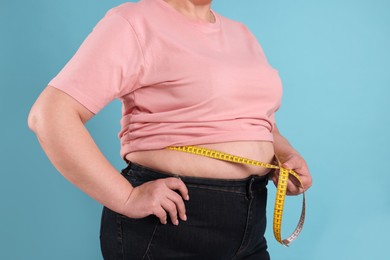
[
  {"x1": 272, "y1": 124, "x2": 313, "y2": 195},
  {"x1": 28, "y1": 86, "x2": 188, "y2": 225}
]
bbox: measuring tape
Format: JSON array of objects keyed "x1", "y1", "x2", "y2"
[{"x1": 167, "y1": 145, "x2": 306, "y2": 246}]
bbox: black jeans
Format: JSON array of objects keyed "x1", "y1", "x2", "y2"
[{"x1": 100, "y1": 162, "x2": 271, "y2": 260}]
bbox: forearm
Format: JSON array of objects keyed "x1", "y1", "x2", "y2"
[
  {"x1": 29, "y1": 110, "x2": 133, "y2": 214},
  {"x1": 272, "y1": 124, "x2": 299, "y2": 161}
]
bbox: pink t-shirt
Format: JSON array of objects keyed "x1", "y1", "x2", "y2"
[{"x1": 49, "y1": 0, "x2": 283, "y2": 159}]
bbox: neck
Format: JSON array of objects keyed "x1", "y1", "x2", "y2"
[{"x1": 163, "y1": 0, "x2": 214, "y2": 23}]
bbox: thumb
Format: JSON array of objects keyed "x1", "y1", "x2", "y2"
[
  {"x1": 280, "y1": 155, "x2": 300, "y2": 170},
  {"x1": 281, "y1": 159, "x2": 294, "y2": 170}
]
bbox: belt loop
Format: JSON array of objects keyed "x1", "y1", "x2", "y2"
[
  {"x1": 246, "y1": 177, "x2": 255, "y2": 200},
  {"x1": 121, "y1": 161, "x2": 132, "y2": 176}
]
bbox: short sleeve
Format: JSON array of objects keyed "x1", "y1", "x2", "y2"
[{"x1": 49, "y1": 10, "x2": 144, "y2": 114}]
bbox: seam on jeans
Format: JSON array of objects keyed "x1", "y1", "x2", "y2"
[
  {"x1": 142, "y1": 221, "x2": 159, "y2": 260},
  {"x1": 116, "y1": 214, "x2": 125, "y2": 260},
  {"x1": 186, "y1": 184, "x2": 247, "y2": 195},
  {"x1": 234, "y1": 195, "x2": 254, "y2": 257}
]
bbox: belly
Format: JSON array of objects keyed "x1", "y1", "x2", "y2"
[{"x1": 125, "y1": 141, "x2": 275, "y2": 179}]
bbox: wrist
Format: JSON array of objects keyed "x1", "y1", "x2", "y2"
[
  {"x1": 274, "y1": 146, "x2": 300, "y2": 163},
  {"x1": 116, "y1": 185, "x2": 135, "y2": 216}
]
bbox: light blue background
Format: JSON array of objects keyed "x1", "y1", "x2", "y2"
[{"x1": 1, "y1": 0, "x2": 389, "y2": 259}]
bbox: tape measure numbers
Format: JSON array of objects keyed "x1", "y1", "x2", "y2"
[{"x1": 167, "y1": 145, "x2": 306, "y2": 246}]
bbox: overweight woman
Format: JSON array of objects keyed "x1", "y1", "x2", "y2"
[{"x1": 28, "y1": 0, "x2": 312, "y2": 259}]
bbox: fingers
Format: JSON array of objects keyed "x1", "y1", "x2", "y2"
[
  {"x1": 166, "y1": 192, "x2": 187, "y2": 222},
  {"x1": 152, "y1": 198, "x2": 183, "y2": 225},
  {"x1": 153, "y1": 206, "x2": 168, "y2": 225},
  {"x1": 165, "y1": 178, "x2": 190, "y2": 201},
  {"x1": 287, "y1": 166, "x2": 312, "y2": 194},
  {"x1": 122, "y1": 177, "x2": 189, "y2": 225},
  {"x1": 270, "y1": 171, "x2": 279, "y2": 187},
  {"x1": 271, "y1": 168, "x2": 308, "y2": 196},
  {"x1": 151, "y1": 177, "x2": 189, "y2": 225},
  {"x1": 279, "y1": 154, "x2": 312, "y2": 195},
  {"x1": 286, "y1": 178, "x2": 304, "y2": 196},
  {"x1": 162, "y1": 178, "x2": 188, "y2": 225},
  {"x1": 161, "y1": 200, "x2": 180, "y2": 225}
]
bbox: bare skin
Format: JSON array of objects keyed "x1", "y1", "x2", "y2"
[
  {"x1": 164, "y1": 0, "x2": 216, "y2": 23},
  {"x1": 28, "y1": 86, "x2": 188, "y2": 226},
  {"x1": 28, "y1": 0, "x2": 312, "y2": 226}
]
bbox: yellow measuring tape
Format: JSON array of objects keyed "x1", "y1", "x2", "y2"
[{"x1": 167, "y1": 145, "x2": 306, "y2": 246}]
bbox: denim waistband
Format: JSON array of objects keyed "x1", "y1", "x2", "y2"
[{"x1": 122, "y1": 162, "x2": 269, "y2": 196}]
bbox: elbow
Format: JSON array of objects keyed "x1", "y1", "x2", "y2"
[
  {"x1": 28, "y1": 86, "x2": 56, "y2": 134},
  {"x1": 28, "y1": 104, "x2": 50, "y2": 136},
  {"x1": 27, "y1": 109, "x2": 38, "y2": 133},
  {"x1": 28, "y1": 86, "x2": 91, "y2": 135},
  {"x1": 28, "y1": 106, "x2": 39, "y2": 133}
]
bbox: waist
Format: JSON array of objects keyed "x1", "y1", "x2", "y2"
[
  {"x1": 124, "y1": 141, "x2": 275, "y2": 179},
  {"x1": 122, "y1": 161, "x2": 269, "y2": 195}
]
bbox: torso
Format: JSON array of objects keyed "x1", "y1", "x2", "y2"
[
  {"x1": 119, "y1": 2, "x2": 280, "y2": 176},
  {"x1": 125, "y1": 141, "x2": 275, "y2": 179}
]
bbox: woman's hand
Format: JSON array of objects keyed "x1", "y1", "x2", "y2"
[
  {"x1": 271, "y1": 153, "x2": 312, "y2": 195},
  {"x1": 121, "y1": 178, "x2": 189, "y2": 225},
  {"x1": 272, "y1": 124, "x2": 313, "y2": 195}
]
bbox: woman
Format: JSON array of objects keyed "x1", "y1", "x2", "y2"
[{"x1": 28, "y1": 0, "x2": 312, "y2": 259}]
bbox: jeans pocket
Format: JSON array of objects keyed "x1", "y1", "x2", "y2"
[
  {"x1": 118, "y1": 213, "x2": 156, "y2": 223},
  {"x1": 116, "y1": 212, "x2": 160, "y2": 259}
]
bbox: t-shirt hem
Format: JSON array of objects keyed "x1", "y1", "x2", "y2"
[{"x1": 120, "y1": 133, "x2": 274, "y2": 160}]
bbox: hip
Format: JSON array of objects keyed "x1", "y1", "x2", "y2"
[{"x1": 100, "y1": 163, "x2": 271, "y2": 260}]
